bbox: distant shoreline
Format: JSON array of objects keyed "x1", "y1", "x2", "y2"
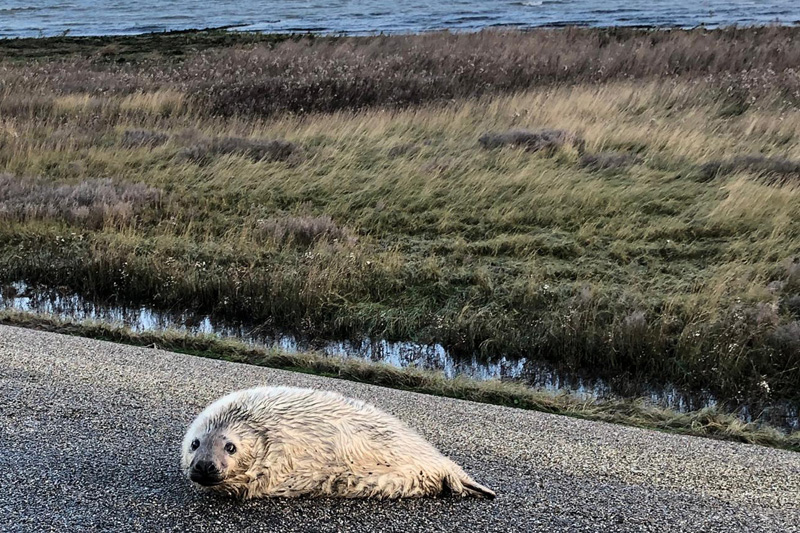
[{"x1": 2, "y1": 19, "x2": 800, "y2": 41}]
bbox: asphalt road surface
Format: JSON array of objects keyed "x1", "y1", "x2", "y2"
[{"x1": 0, "y1": 325, "x2": 798, "y2": 532}]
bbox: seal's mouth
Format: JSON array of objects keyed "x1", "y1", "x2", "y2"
[
  {"x1": 190, "y1": 473, "x2": 224, "y2": 487},
  {"x1": 189, "y1": 468, "x2": 225, "y2": 487},
  {"x1": 192, "y1": 478, "x2": 224, "y2": 487}
]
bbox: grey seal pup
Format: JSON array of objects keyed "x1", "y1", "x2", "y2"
[{"x1": 181, "y1": 386, "x2": 496, "y2": 499}]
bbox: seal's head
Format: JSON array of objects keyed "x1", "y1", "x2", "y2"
[{"x1": 181, "y1": 397, "x2": 263, "y2": 495}]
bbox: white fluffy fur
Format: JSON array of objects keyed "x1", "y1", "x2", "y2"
[{"x1": 181, "y1": 386, "x2": 495, "y2": 500}]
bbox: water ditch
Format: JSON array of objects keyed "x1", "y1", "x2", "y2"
[{"x1": 2, "y1": 280, "x2": 797, "y2": 431}]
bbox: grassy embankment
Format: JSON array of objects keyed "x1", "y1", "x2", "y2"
[
  {"x1": 3, "y1": 310, "x2": 798, "y2": 451},
  {"x1": 1, "y1": 27, "x2": 799, "y2": 418}
]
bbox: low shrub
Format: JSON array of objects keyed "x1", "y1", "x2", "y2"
[
  {"x1": 698, "y1": 155, "x2": 800, "y2": 183},
  {"x1": 255, "y1": 215, "x2": 350, "y2": 246},
  {"x1": 478, "y1": 129, "x2": 585, "y2": 154},
  {"x1": 178, "y1": 136, "x2": 298, "y2": 163},
  {"x1": 0, "y1": 175, "x2": 162, "y2": 228}
]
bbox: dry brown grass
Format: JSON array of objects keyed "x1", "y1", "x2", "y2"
[
  {"x1": 120, "y1": 129, "x2": 170, "y2": 148},
  {"x1": 4, "y1": 27, "x2": 800, "y2": 118},
  {"x1": 579, "y1": 151, "x2": 639, "y2": 170},
  {"x1": 119, "y1": 90, "x2": 186, "y2": 116}
]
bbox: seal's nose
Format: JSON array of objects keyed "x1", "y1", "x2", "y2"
[{"x1": 190, "y1": 460, "x2": 222, "y2": 486}]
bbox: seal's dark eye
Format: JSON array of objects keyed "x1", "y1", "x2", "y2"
[
  {"x1": 190, "y1": 439, "x2": 200, "y2": 451},
  {"x1": 224, "y1": 442, "x2": 236, "y2": 455}
]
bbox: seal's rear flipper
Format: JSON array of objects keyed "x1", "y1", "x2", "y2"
[
  {"x1": 462, "y1": 479, "x2": 496, "y2": 500},
  {"x1": 443, "y1": 474, "x2": 496, "y2": 499}
]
